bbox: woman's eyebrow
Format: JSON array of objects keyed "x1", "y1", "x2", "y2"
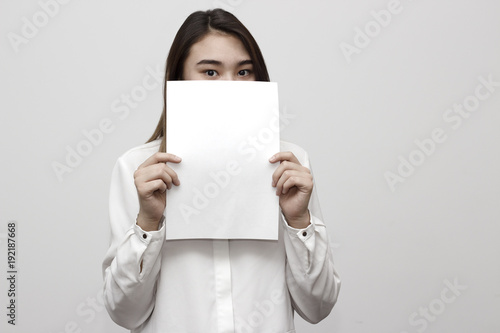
[
  {"x1": 238, "y1": 60, "x2": 253, "y2": 66},
  {"x1": 196, "y1": 59, "x2": 222, "y2": 65},
  {"x1": 196, "y1": 59, "x2": 253, "y2": 66}
]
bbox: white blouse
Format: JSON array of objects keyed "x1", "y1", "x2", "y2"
[{"x1": 102, "y1": 139, "x2": 340, "y2": 333}]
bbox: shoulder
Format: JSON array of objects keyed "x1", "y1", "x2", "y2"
[{"x1": 280, "y1": 140, "x2": 310, "y2": 167}]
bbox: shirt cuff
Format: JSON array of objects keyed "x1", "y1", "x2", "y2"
[
  {"x1": 281, "y1": 211, "x2": 315, "y2": 242},
  {"x1": 134, "y1": 216, "x2": 165, "y2": 244}
]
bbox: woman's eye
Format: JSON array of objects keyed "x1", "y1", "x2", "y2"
[
  {"x1": 238, "y1": 70, "x2": 250, "y2": 76},
  {"x1": 205, "y1": 70, "x2": 217, "y2": 77}
]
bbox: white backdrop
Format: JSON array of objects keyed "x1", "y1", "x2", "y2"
[{"x1": 1, "y1": 0, "x2": 499, "y2": 332}]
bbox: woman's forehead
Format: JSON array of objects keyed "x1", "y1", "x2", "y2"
[{"x1": 188, "y1": 33, "x2": 251, "y2": 64}]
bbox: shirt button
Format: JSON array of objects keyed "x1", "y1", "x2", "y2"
[
  {"x1": 302, "y1": 231, "x2": 307, "y2": 237},
  {"x1": 143, "y1": 234, "x2": 147, "y2": 239}
]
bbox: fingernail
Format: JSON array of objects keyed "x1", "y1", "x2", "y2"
[{"x1": 269, "y1": 155, "x2": 276, "y2": 162}]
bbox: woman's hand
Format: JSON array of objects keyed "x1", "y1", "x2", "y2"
[
  {"x1": 269, "y1": 152, "x2": 312, "y2": 229},
  {"x1": 134, "y1": 152, "x2": 181, "y2": 231}
]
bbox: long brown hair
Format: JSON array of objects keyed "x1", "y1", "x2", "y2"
[{"x1": 147, "y1": 8, "x2": 270, "y2": 152}]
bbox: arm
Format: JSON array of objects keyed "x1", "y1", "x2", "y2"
[
  {"x1": 102, "y1": 151, "x2": 180, "y2": 329},
  {"x1": 270, "y1": 148, "x2": 341, "y2": 323},
  {"x1": 282, "y1": 193, "x2": 341, "y2": 323}
]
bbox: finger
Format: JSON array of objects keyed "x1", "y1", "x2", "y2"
[
  {"x1": 147, "y1": 159, "x2": 181, "y2": 187},
  {"x1": 162, "y1": 164, "x2": 180, "y2": 186},
  {"x1": 159, "y1": 168, "x2": 174, "y2": 190},
  {"x1": 138, "y1": 152, "x2": 182, "y2": 169},
  {"x1": 275, "y1": 170, "x2": 309, "y2": 195},
  {"x1": 135, "y1": 153, "x2": 181, "y2": 181},
  {"x1": 135, "y1": 164, "x2": 178, "y2": 191},
  {"x1": 149, "y1": 179, "x2": 168, "y2": 194},
  {"x1": 136, "y1": 177, "x2": 168, "y2": 197},
  {"x1": 269, "y1": 151, "x2": 300, "y2": 164},
  {"x1": 281, "y1": 173, "x2": 313, "y2": 195},
  {"x1": 272, "y1": 160, "x2": 310, "y2": 187},
  {"x1": 135, "y1": 168, "x2": 170, "y2": 193}
]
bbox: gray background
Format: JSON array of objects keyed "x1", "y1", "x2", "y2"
[{"x1": 1, "y1": 0, "x2": 499, "y2": 332}]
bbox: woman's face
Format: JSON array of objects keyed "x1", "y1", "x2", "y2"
[{"x1": 183, "y1": 32, "x2": 255, "y2": 81}]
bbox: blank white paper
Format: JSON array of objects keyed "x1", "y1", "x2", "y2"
[{"x1": 165, "y1": 81, "x2": 280, "y2": 240}]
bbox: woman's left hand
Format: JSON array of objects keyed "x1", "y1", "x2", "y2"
[{"x1": 269, "y1": 152, "x2": 312, "y2": 229}]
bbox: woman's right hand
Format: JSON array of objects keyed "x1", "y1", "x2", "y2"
[{"x1": 134, "y1": 152, "x2": 181, "y2": 231}]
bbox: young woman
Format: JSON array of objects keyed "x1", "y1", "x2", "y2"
[{"x1": 102, "y1": 8, "x2": 340, "y2": 333}]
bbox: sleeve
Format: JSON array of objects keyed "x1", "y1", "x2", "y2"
[
  {"x1": 282, "y1": 150, "x2": 341, "y2": 324},
  {"x1": 101, "y1": 154, "x2": 165, "y2": 330}
]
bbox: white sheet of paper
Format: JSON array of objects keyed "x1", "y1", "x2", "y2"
[{"x1": 165, "y1": 81, "x2": 280, "y2": 240}]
